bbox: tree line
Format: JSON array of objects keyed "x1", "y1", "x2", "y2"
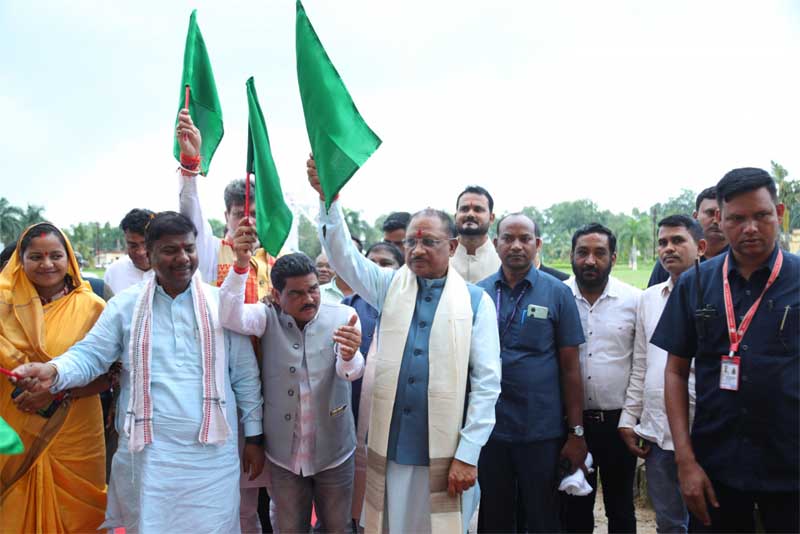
[{"x1": 2, "y1": 161, "x2": 797, "y2": 268}]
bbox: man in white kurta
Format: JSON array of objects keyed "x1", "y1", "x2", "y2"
[
  {"x1": 316, "y1": 196, "x2": 501, "y2": 533},
  {"x1": 14, "y1": 214, "x2": 264, "y2": 534},
  {"x1": 450, "y1": 186, "x2": 500, "y2": 283}
]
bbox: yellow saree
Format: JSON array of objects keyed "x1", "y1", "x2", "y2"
[{"x1": 0, "y1": 226, "x2": 107, "y2": 533}]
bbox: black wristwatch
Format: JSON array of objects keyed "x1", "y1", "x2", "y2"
[{"x1": 245, "y1": 434, "x2": 265, "y2": 446}]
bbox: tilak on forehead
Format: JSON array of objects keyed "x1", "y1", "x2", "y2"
[{"x1": 416, "y1": 228, "x2": 423, "y2": 238}]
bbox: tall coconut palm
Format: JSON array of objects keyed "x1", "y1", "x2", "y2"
[
  {"x1": 0, "y1": 198, "x2": 24, "y2": 246},
  {"x1": 617, "y1": 213, "x2": 652, "y2": 271},
  {"x1": 20, "y1": 204, "x2": 46, "y2": 228}
]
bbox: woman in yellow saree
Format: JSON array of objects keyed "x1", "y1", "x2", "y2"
[{"x1": 0, "y1": 223, "x2": 107, "y2": 533}]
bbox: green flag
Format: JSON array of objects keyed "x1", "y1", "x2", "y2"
[
  {"x1": 173, "y1": 10, "x2": 224, "y2": 175},
  {"x1": 0, "y1": 416, "x2": 23, "y2": 455},
  {"x1": 295, "y1": 0, "x2": 382, "y2": 209},
  {"x1": 246, "y1": 77, "x2": 293, "y2": 257}
]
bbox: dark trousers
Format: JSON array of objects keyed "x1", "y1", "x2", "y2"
[
  {"x1": 688, "y1": 480, "x2": 799, "y2": 533},
  {"x1": 477, "y1": 437, "x2": 562, "y2": 533},
  {"x1": 561, "y1": 409, "x2": 637, "y2": 533}
]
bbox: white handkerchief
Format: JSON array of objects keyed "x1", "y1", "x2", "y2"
[{"x1": 558, "y1": 452, "x2": 595, "y2": 496}]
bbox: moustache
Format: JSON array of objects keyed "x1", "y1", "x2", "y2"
[{"x1": 301, "y1": 303, "x2": 317, "y2": 311}]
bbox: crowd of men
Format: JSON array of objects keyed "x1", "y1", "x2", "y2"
[{"x1": 7, "y1": 109, "x2": 798, "y2": 534}]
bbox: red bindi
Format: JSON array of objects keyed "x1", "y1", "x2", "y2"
[
  {"x1": 39, "y1": 232, "x2": 47, "y2": 239},
  {"x1": 416, "y1": 229, "x2": 423, "y2": 238}
]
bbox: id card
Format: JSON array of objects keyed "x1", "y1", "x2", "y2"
[
  {"x1": 720, "y1": 355, "x2": 740, "y2": 391},
  {"x1": 527, "y1": 304, "x2": 549, "y2": 319}
]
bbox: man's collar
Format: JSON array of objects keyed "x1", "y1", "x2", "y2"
[
  {"x1": 569, "y1": 275, "x2": 617, "y2": 300},
  {"x1": 455, "y1": 238, "x2": 492, "y2": 257},
  {"x1": 495, "y1": 264, "x2": 537, "y2": 289},
  {"x1": 419, "y1": 275, "x2": 446, "y2": 289},
  {"x1": 725, "y1": 243, "x2": 779, "y2": 276},
  {"x1": 662, "y1": 277, "x2": 675, "y2": 297}
]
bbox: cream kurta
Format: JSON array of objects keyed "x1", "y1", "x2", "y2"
[{"x1": 450, "y1": 240, "x2": 501, "y2": 283}]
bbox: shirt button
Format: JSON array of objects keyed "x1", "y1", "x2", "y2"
[
  {"x1": 288, "y1": 322, "x2": 293, "y2": 328},
  {"x1": 588, "y1": 376, "x2": 591, "y2": 380},
  {"x1": 589, "y1": 353, "x2": 592, "y2": 357},
  {"x1": 293, "y1": 343, "x2": 300, "y2": 349},
  {"x1": 259, "y1": 280, "x2": 265, "y2": 286},
  {"x1": 419, "y1": 321, "x2": 427, "y2": 328},
  {"x1": 289, "y1": 366, "x2": 296, "y2": 373},
  {"x1": 745, "y1": 289, "x2": 751, "y2": 296},
  {"x1": 425, "y1": 296, "x2": 432, "y2": 302},
  {"x1": 742, "y1": 344, "x2": 748, "y2": 351},
  {"x1": 288, "y1": 389, "x2": 294, "y2": 396},
  {"x1": 403, "y1": 408, "x2": 411, "y2": 415},
  {"x1": 414, "y1": 349, "x2": 422, "y2": 356},
  {"x1": 284, "y1": 414, "x2": 291, "y2": 421},
  {"x1": 408, "y1": 376, "x2": 415, "y2": 384}
]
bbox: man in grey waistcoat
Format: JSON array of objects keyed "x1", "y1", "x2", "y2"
[{"x1": 219, "y1": 220, "x2": 364, "y2": 534}]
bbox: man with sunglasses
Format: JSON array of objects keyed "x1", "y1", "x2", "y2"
[{"x1": 307, "y1": 157, "x2": 501, "y2": 534}]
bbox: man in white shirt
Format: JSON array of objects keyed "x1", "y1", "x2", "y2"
[
  {"x1": 618, "y1": 215, "x2": 705, "y2": 533},
  {"x1": 104, "y1": 208, "x2": 155, "y2": 294},
  {"x1": 450, "y1": 186, "x2": 501, "y2": 283},
  {"x1": 563, "y1": 223, "x2": 641, "y2": 533}
]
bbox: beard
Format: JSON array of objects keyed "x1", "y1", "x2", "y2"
[
  {"x1": 571, "y1": 261, "x2": 613, "y2": 290},
  {"x1": 457, "y1": 220, "x2": 490, "y2": 237}
]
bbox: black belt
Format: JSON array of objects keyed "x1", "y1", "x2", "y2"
[{"x1": 583, "y1": 409, "x2": 621, "y2": 423}]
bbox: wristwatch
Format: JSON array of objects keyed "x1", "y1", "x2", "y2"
[{"x1": 568, "y1": 425, "x2": 585, "y2": 438}]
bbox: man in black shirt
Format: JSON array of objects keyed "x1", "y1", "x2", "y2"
[{"x1": 652, "y1": 168, "x2": 799, "y2": 533}]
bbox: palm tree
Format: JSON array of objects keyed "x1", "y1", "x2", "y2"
[
  {"x1": 21, "y1": 204, "x2": 46, "y2": 227},
  {"x1": 617, "y1": 213, "x2": 651, "y2": 271},
  {"x1": 0, "y1": 198, "x2": 24, "y2": 246}
]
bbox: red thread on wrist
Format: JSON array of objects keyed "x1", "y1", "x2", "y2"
[
  {"x1": 233, "y1": 264, "x2": 250, "y2": 275},
  {"x1": 180, "y1": 153, "x2": 201, "y2": 169}
]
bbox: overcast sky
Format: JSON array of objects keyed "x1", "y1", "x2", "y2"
[{"x1": 2, "y1": 1, "x2": 799, "y2": 231}]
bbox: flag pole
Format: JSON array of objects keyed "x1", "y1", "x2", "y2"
[
  {"x1": 244, "y1": 172, "x2": 251, "y2": 226},
  {"x1": 183, "y1": 85, "x2": 190, "y2": 142}
]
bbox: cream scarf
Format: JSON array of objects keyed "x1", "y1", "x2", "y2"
[
  {"x1": 365, "y1": 266, "x2": 473, "y2": 533},
  {"x1": 124, "y1": 273, "x2": 230, "y2": 452}
]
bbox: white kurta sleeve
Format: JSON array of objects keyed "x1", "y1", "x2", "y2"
[
  {"x1": 619, "y1": 292, "x2": 648, "y2": 428},
  {"x1": 179, "y1": 172, "x2": 222, "y2": 285},
  {"x1": 227, "y1": 330, "x2": 264, "y2": 437},
  {"x1": 454, "y1": 292, "x2": 502, "y2": 466},
  {"x1": 51, "y1": 298, "x2": 125, "y2": 391},
  {"x1": 218, "y1": 267, "x2": 268, "y2": 336},
  {"x1": 317, "y1": 199, "x2": 395, "y2": 312}
]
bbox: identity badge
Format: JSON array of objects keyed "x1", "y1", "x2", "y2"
[
  {"x1": 527, "y1": 304, "x2": 549, "y2": 319},
  {"x1": 719, "y1": 355, "x2": 740, "y2": 391}
]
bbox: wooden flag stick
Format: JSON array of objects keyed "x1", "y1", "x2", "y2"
[
  {"x1": 183, "y1": 85, "x2": 190, "y2": 141},
  {"x1": 245, "y1": 172, "x2": 251, "y2": 225}
]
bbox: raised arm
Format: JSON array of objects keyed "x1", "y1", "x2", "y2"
[
  {"x1": 307, "y1": 156, "x2": 395, "y2": 311},
  {"x1": 177, "y1": 109, "x2": 221, "y2": 285},
  {"x1": 218, "y1": 221, "x2": 269, "y2": 336}
]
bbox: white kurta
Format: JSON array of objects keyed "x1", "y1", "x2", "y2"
[{"x1": 52, "y1": 281, "x2": 263, "y2": 534}]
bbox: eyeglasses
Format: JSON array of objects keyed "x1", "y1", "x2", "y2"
[{"x1": 402, "y1": 237, "x2": 455, "y2": 249}]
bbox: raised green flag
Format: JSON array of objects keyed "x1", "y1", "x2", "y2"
[
  {"x1": 246, "y1": 77, "x2": 293, "y2": 257},
  {"x1": 173, "y1": 10, "x2": 224, "y2": 175},
  {"x1": 0, "y1": 416, "x2": 23, "y2": 455},
  {"x1": 295, "y1": 0, "x2": 381, "y2": 209}
]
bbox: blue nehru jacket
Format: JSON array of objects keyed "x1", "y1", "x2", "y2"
[
  {"x1": 479, "y1": 266, "x2": 585, "y2": 443},
  {"x1": 387, "y1": 277, "x2": 444, "y2": 465},
  {"x1": 386, "y1": 277, "x2": 483, "y2": 465},
  {"x1": 651, "y1": 245, "x2": 800, "y2": 492}
]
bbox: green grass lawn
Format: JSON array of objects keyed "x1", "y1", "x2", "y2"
[{"x1": 547, "y1": 262, "x2": 655, "y2": 290}]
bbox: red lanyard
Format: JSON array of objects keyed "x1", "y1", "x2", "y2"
[{"x1": 722, "y1": 249, "x2": 783, "y2": 356}]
